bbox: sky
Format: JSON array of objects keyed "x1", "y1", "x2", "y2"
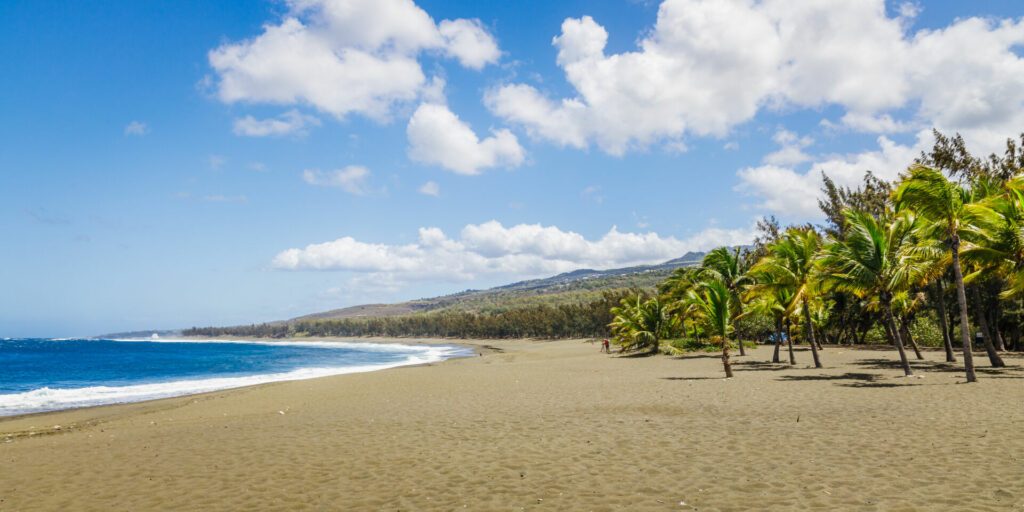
[{"x1": 3, "y1": 0, "x2": 1024, "y2": 337}]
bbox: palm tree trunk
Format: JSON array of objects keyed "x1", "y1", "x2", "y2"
[
  {"x1": 786, "y1": 317, "x2": 794, "y2": 366},
  {"x1": 991, "y1": 301, "x2": 1006, "y2": 351},
  {"x1": 900, "y1": 317, "x2": 924, "y2": 360},
  {"x1": 722, "y1": 336, "x2": 733, "y2": 378},
  {"x1": 786, "y1": 319, "x2": 794, "y2": 364},
  {"x1": 883, "y1": 296, "x2": 913, "y2": 376},
  {"x1": 772, "y1": 317, "x2": 782, "y2": 363},
  {"x1": 971, "y1": 287, "x2": 1005, "y2": 367},
  {"x1": 737, "y1": 330, "x2": 746, "y2": 357},
  {"x1": 951, "y1": 238, "x2": 977, "y2": 382},
  {"x1": 934, "y1": 280, "x2": 956, "y2": 362},
  {"x1": 802, "y1": 298, "x2": 823, "y2": 368}
]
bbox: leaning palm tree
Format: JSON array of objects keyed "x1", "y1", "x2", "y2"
[
  {"x1": 682, "y1": 278, "x2": 735, "y2": 377},
  {"x1": 818, "y1": 210, "x2": 940, "y2": 376},
  {"x1": 749, "y1": 227, "x2": 824, "y2": 368},
  {"x1": 890, "y1": 291, "x2": 928, "y2": 361},
  {"x1": 745, "y1": 268, "x2": 797, "y2": 364},
  {"x1": 962, "y1": 172, "x2": 1024, "y2": 298},
  {"x1": 699, "y1": 247, "x2": 753, "y2": 355},
  {"x1": 608, "y1": 294, "x2": 675, "y2": 355},
  {"x1": 894, "y1": 165, "x2": 1003, "y2": 381}
]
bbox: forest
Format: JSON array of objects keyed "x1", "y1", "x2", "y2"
[{"x1": 609, "y1": 130, "x2": 1024, "y2": 382}]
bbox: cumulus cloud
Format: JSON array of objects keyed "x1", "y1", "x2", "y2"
[
  {"x1": 835, "y1": 112, "x2": 916, "y2": 134},
  {"x1": 439, "y1": 19, "x2": 500, "y2": 69},
  {"x1": 124, "y1": 121, "x2": 148, "y2": 136},
  {"x1": 272, "y1": 220, "x2": 755, "y2": 282},
  {"x1": 737, "y1": 130, "x2": 928, "y2": 218},
  {"x1": 407, "y1": 103, "x2": 524, "y2": 174},
  {"x1": 233, "y1": 109, "x2": 320, "y2": 137},
  {"x1": 763, "y1": 129, "x2": 813, "y2": 166},
  {"x1": 487, "y1": 0, "x2": 1024, "y2": 154},
  {"x1": 418, "y1": 180, "x2": 440, "y2": 196},
  {"x1": 302, "y1": 165, "x2": 372, "y2": 195},
  {"x1": 208, "y1": 0, "x2": 499, "y2": 121}
]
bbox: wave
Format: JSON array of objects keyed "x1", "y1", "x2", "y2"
[{"x1": 0, "y1": 342, "x2": 470, "y2": 417}]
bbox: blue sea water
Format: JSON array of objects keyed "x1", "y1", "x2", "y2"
[{"x1": 0, "y1": 338, "x2": 469, "y2": 416}]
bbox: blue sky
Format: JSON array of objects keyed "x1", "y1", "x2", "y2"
[{"x1": 3, "y1": 0, "x2": 1024, "y2": 337}]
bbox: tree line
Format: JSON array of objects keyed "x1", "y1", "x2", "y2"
[
  {"x1": 609, "y1": 130, "x2": 1024, "y2": 382},
  {"x1": 184, "y1": 290, "x2": 635, "y2": 340}
]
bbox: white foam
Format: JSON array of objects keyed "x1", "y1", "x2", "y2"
[{"x1": 0, "y1": 341, "x2": 470, "y2": 417}]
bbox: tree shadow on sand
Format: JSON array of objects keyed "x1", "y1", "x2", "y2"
[
  {"x1": 776, "y1": 372, "x2": 915, "y2": 388},
  {"x1": 616, "y1": 351, "x2": 659, "y2": 358},
  {"x1": 669, "y1": 353, "x2": 723, "y2": 361},
  {"x1": 851, "y1": 358, "x2": 1024, "y2": 379},
  {"x1": 659, "y1": 376, "x2": 724, "y2": 381},
  {"x1": 732, "y1": 360, "x2": 792, "y2": 372}
]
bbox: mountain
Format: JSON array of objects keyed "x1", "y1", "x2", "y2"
[{"x1": 289, "y1": 251, "x2": 707, "y2": 323}]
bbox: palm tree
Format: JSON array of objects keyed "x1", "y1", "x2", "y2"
[
  {"x1": 750, "y1": 228, "x2": 824, "y2": 368},
  {"x1": 745, "y1": 268, "x2": 797, "y2": 364},
  {"x1": 891, "y1": 291, "x2": 927, "y2": 361},
  {"x1": 894, "y1": 165, "x2": 1004, "y2": 381},
  {"x1": 818, "y1": 210, "x2": 940, "y2": 376},
  {"x1": 699, "y1": 247, "x2": 752, "y2": 355},
  {"x1": 608, "y1": 295, "x2": 676, "y2": 355},
  {"x1": 930, "y1": 278, "x2": 958, "y2": 362},
  {"x1": 682, "y1": 278, "x2": 735, "y2": 377}
]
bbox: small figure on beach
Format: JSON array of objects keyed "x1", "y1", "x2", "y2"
[{"x1": 601, "y1": 338, "x2": 610, "y2": 353}]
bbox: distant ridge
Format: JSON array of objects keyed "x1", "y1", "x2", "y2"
[{"x1": 289, "y1": 251, "x2": 708, "y2": 323}]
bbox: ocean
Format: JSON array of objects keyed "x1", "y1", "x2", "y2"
[{"x1": 0, "y1": 338, "x2": 470, "y2": 416}]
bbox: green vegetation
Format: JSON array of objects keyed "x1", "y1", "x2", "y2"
[
  {"x1": 187, "y1": 130, "x2": 1024, "y2": 384},
  {"x1": 608, "y1": 130, "x2": 1024, "y2": 381}
]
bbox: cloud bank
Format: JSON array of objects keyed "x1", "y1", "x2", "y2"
[
  {"x1": 487, "y1": 0, "x2": 1024, "y2": 156},
  {"x1": 272, "y1": 221, "x2": 755, "y2": 282}
]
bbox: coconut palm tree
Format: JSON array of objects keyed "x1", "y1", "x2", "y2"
[
  {"x1": 818, "y1": 210, "x2": 941, "y2": 376},
  {"x1": 681, "y1": 278, "x2": 735, "y2": 377},
  {"x1": 699, "y1": 247, "x2": 753, "y2": 355},
  {"x1": 745, "y1": 268, "x2": 797, "y2": 364},
  {"x1": 891, "y1": 291, "x2": 927, "y2": 360},
  {"x1": 894, "y1": 165, "x2": 1004, "y2": 381},
  {"x1": 608, "y1": 295, "x2": 676, "y2": 355},
  {"x1": 750, "y1": 227, "x2": 825, "y2": 368}
]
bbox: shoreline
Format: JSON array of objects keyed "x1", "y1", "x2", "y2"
[
  {"x1": 0, "y1": 337, "x2": 483, "y2": 421},
  {"x1": 2, "y1": 340, "x2": 1023, "y2": 510}
]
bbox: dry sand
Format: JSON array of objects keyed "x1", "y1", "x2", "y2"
[{"x1": 1, "y1": 340, "x2": 1023, "y2": 511}]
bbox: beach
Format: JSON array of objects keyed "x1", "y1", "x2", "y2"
[{"x1": 1, "y1": 339, "x2": 1023, "y2": 511}]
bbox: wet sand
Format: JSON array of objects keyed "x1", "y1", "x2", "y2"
[{"x1": 2, "y1": 340, "x2": 1023, "y2": 511}]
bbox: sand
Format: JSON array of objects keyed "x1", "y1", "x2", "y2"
[{"x1": 2, "y1": 339, "x2": 1023, "y2": 511}]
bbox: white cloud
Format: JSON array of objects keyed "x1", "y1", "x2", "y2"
[
  {"x1": 208, "y1": 0, "x2": 499, "y2": 121},
  {"x1": 302, "y1": 165, "x2": 372, "y2": 195},
  {"x1": 439, "y1": 19, "x2": 500, "y2": 69},
  {"x1": 836, "y1": 112, "x2": 916, "y2": 134},
  {"x1": 233, "y1": 109, "x2": 321, "y2": 137},
  {"x1": 124, "y1": 121, "x2": 148, "y2": 136},
  {"x1": 272, "y1": 220, "x2": 756, "y2": 282},
  {"x1": 418, "y1": 180, "x2": 440, "y2": 196},
  {"x1": 762, "y1": 129, "x2": 813, "y2": 166},
  {"x1": 407, "y1": 103, "x2": 524, "y2": 175},
  {"x1": 487, "y1": 0, "x2": 1024, "y2": 154},
  {"x1": 737, "y1": 130, "x2": 929, "y2": 218}
]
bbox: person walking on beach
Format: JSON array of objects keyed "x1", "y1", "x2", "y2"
[{"x1": 601, "y1": 338, "x2": 610, "y2": 353}]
